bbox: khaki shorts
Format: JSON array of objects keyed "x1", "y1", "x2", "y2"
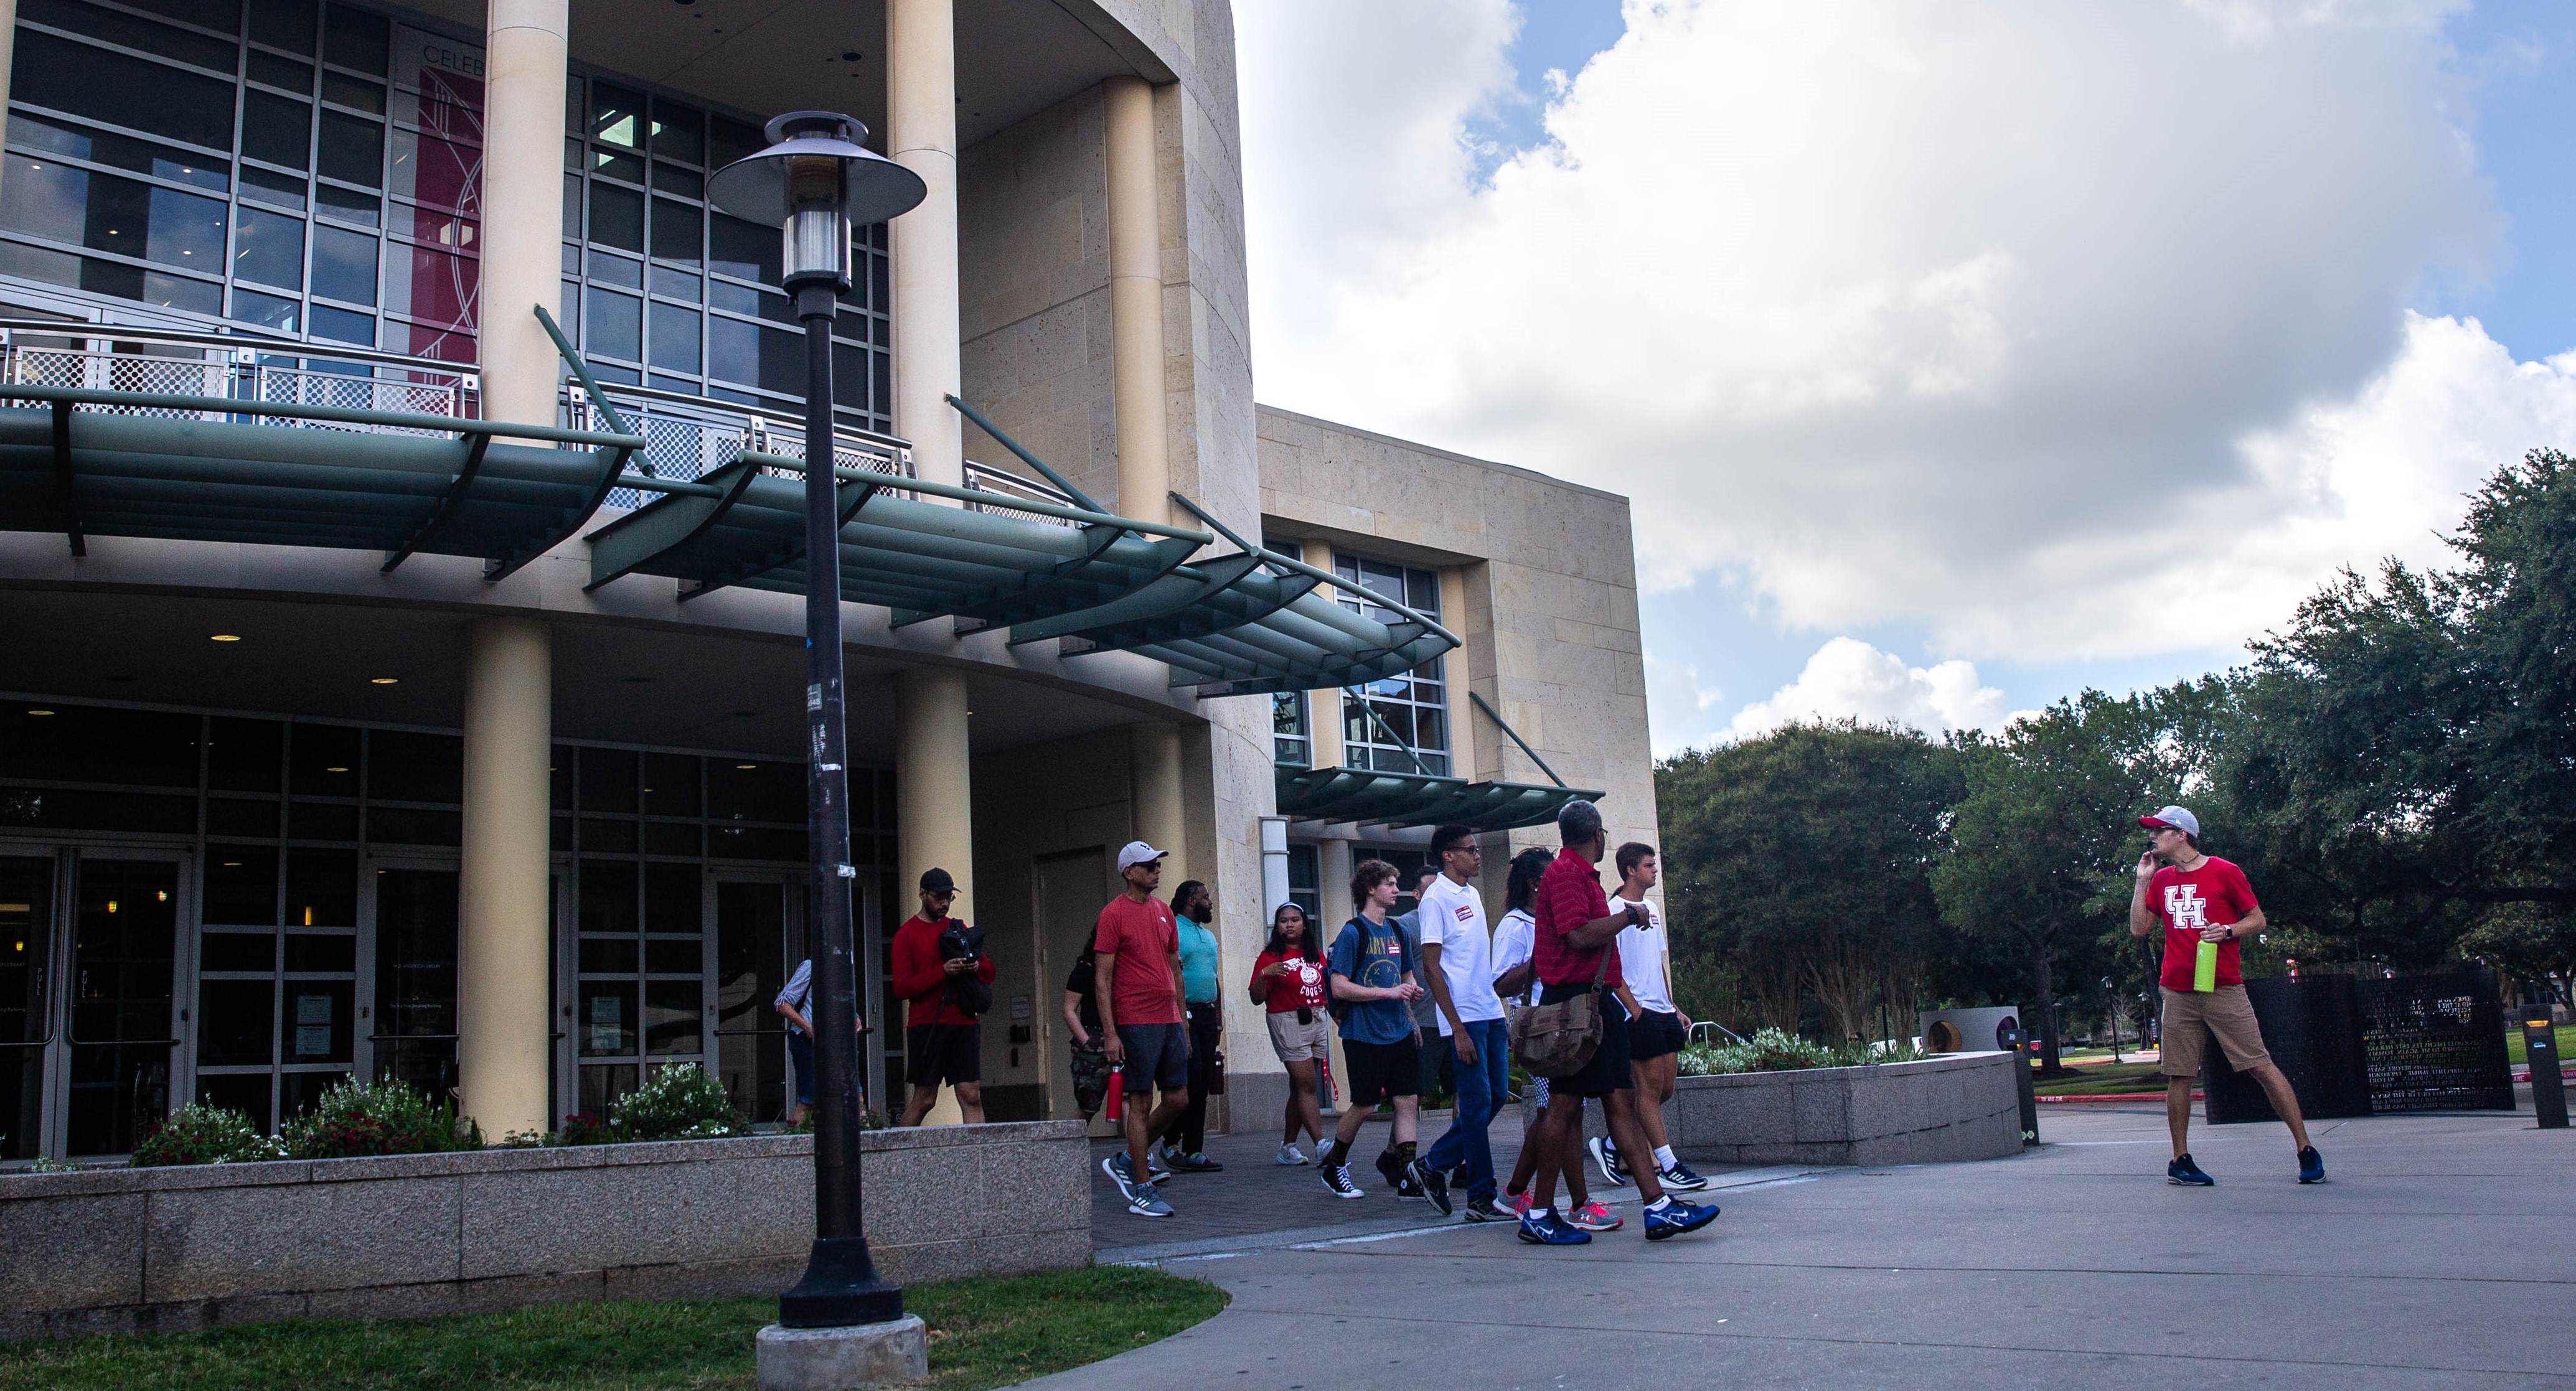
[
  {"x1": 2160, "y1": 985, "x2": 2271, "y2": 1077},
  {"x1": 1266, "y1": 1010, "x2": 1329, "y2": 1062}
]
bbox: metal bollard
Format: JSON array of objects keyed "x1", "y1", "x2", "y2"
[
  {"x1": 1999, "y1": 1020, "x2": 2039, "y2": 1145},
  {"x1": 2524, "y1": 1012, "x2": 2567, "y2": 1130}
]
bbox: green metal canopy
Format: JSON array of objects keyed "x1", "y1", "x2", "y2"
[{"x1": 1274, "y1": 766, "x2": 1601, "y2": 831}]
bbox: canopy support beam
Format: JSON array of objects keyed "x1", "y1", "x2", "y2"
[
  {"x1": 50, "y1": 397, "x2": 82, "y2": 557},
  {"x1": 1469, "y1": 690, "x2": 1569, "y2": 789},
  {"x1": 381, "y1": 431, "x2": 492, "y2": 574}
]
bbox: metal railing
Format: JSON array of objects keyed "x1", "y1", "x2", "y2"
[
  {"x1": 0, "y1": 319, "x2": 476, "y2": 434},
  {"x1": 962, "y1": 458, "x2": 1078, "y2": 527},
  {"x1": 562, "y1": 378, "x2": 913, "y2": 510}
]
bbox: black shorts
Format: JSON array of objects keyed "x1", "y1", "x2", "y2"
[
  {"x1": 1341, "y1": 1034, "x2": 1421, "y2": 1107},
  {"x1": 905, "y1": 1021, "x2": 982, "y2": 1089},
  {"x1": 1539, "y1": 982, "x2": 1633, "y2": 1098},
  {"x1": 1630, "y1": 1008, "x2": 1685, "y2": 1062}
]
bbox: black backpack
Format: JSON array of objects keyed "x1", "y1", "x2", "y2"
[{"x1": 938, "y1": 922, "x2": 994, "y2": 1016}]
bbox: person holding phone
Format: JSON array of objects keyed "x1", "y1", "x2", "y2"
[
  {"x1": 891, "y1": 867, "x2": 995, "y2": 1127},
  {"x1": 1250, "y1": 901, "x2": 1330, "y2": 1166},
  {"x1": 2132, "y1": 807, "x2": 2323, "y2": 1186}
]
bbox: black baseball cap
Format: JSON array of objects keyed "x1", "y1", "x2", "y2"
[{"x1": 919, "y1": 867, "x2": 957, "y2": 895}]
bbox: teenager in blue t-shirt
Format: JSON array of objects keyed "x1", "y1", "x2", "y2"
[{"x1": 1317, "y1": 859, "x2": 1445, "y2": 1209}]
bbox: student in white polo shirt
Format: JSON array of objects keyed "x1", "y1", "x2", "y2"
[
  {"x1": 1589, "y1": 841, "x2": 1708, "y2": 1192},
  {"x1": 1414, "y1": 825, "x2": 1511, "y2": 1220}
]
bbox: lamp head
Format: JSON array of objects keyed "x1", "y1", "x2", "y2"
[{"x1": 705, "y1": 110, "x2": 927, "y2": 291}]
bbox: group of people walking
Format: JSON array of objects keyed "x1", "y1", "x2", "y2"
[{"x1": 1076, "y1": 801, "x2": 1719, "y2": 1246}]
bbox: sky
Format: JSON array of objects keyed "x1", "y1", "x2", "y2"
[{"x1": 1233, "y1": 0, "x2": 2576, "y2": 756}]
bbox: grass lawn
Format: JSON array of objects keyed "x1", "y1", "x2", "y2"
[
  {"x1": 2031, "y1": 1061, "x2": 2168, "y2": 1096},
  {"x1": 0, "y1": 1265, "x2": 1224, "y2": 1391},
  {"x1": 2506, "y1": 1025, "x2": 2575, "y2": 1067}
]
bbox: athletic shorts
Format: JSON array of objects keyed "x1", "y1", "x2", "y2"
[
  {"x1": 2160, "y1": 985, "x2": 2270, "y2": 1077},
  {"x1": 1539, "y1": 982, "x2": 1634, "y2": 1099},
  {"x1": 1069, "y1": 1040, "x2": 1112, "y2": 1115},
  {"x1": 1267, "y1": 1011, "x2": 1330, "y2": 1062},
  {"x1": 904, "y1": 1021, "x2": 982, "y2": 1089},
  {"x1": 1630, "y1": 1008, "x2": 1686, "y2": 1061},
  {"x1": 1341, "y1": 1033, "x2": 1421, "y2": 1107},
  {"x1": 1116, "y1": 1021, "x2": 1189, "y2": 1096}
]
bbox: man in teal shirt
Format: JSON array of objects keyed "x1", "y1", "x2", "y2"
[{"x1": 1162, "y1": 879, "x2": 1226, "y2": 1173}]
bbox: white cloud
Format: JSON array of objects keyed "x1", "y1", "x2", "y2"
[
  {"x1": 1235, "y1": 0, "x2": 2562, "y2": 673},
  {"x1": 1643, "y1": 649, "x2": 1723, "y2": 756},
  {"x1": 1726, "y1": 638, "x2": 2016, "y2": 740}
]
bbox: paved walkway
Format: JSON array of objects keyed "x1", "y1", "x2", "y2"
[{"x1": 1043, "y1": 1102, "x2": 2576, "y2": 1389}]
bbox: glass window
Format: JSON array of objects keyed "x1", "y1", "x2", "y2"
[
  {"x1": 1286, "y1": 844, "x2": 1320, "y2": 925},
  {"x1": 649, "y1": 196, "x2": 700, "y2": 266},
  {"x1": 9, "y1": 114, "x2": 228, "y2": 191},
  {"x1": 316, "y1": 112, "x2": 382, "y2": 187},
  {"x1": 314, "y1": 182, "x2": 378, "y2": 228},
  {"x1": 309, "y1": 301, "x2": 370, "y2": 343},
  {"x1": 585, "y1": 284, "x2": 640, "y2": 360},
  {"x1": 204, "y1": 848, "x2": 281, "y2": 925},
  {"x1": 247, "y1": 0, "x2": 315, "y2": 53},
  {"x1": 708, "y1": 211, "x2": 775, "y2": 284},
  {"x1": 14, "y1": 30, "x2": 236, "y2": 150},
  {"x1": 248, "y1": 50, "x2": 313, "y2": 93},
  {"x1": 231, "y1": 285, "x2": 299, "y2": 332},
  {"x1": 309, "y1": 221, "x2": 375, "y2": 304},
  {"x1": 240, "y1": 166, "x2": 305, "y2": 211},
  {"x1": 322, "y1": 71, "x2": 384, "y2": 114},
  {"x1": 1274, "y1": 691, "x2": 1310, "y2": 769},
  {"x1": 649, "y1": 302, "x2": 700, "y2": 373},
  {"x1": 588, "y1": 181, "x2": 642, "y2": 253},
  {"x1": 322, "y1": 4, "x2": 387, "y2": 73},
  {"x1": 590, "y1": 82, "x2": 644, "y2": 149},
  {"x1": 709, "y1": 314, "x2": 799, "y2": 395},
  {"x1": 1335, "y1": 555, "x2": 1450, "y2": 776},
  {"x1": 649, "y1": 101, "x2": 703, "y2": 164},
  {"x1": 232, "y1": 205, "x2": 305, "y2": 289},
  {"x1": 242, "y1": 91, "x2": 313, "y2": 171},
  {"x1": 22, "y1": 0, "x2": 237, "y2": 76}
]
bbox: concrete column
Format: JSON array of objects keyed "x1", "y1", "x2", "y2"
[
  {"x1": 887, "y1": 0, "x2": 962, "y2": 491},
  {"x1": 1130, "y1": 723, "x2": 1187, "y2": 889},
  {"x1": 896, "y1": 668, "x2": 972, "y2": 1124},
  {"x1": 457, "y1": 617, "x2": 552, "y2": 1137},
  {"x1": 481, "y1": 0, "x2": 570, "y2": 426},
  {"x1": 1104, "y1": 75, "x2": 1169, "y2": 525}
]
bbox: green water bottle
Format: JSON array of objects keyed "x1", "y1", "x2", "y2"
[{"x1": 2193, "y1": 937, "x2": 2219, "y2": 993}]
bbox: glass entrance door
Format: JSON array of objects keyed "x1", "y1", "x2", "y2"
[
  {"x1": 0, "y1": 856, "x2": 56, "y2": 1160},
  {"x1": 366, "y1": 864, "x2": 459, "y2": 1101},
  {"x1": 712, "y1": 876, "x2": 794, "y2": 1124},
  {"x1": 65, "y1": 854, "x2": 184, "y2": 1156}
]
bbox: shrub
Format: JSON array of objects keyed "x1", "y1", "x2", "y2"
[
  {"x1": 1675, "y1": 1028, "x2": 1931, "y2": 1077},
  {"x1": 280, "y1": 1078, "x2": 482, "y2": 1158},
  {"x1": 607, "y1": 1063, "x2": 745, "y2": 1141},
  {"x1": 129, "y1": 1103, "x2": 286, "y2": 1168}
]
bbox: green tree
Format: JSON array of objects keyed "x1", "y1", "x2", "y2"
[
  {"x1": 1659, "y1": 721, "x2": 1962, "y2": 1042},
  {"x1": 1932, "y1": 695, "x2": 2152, "y2": 1072}
]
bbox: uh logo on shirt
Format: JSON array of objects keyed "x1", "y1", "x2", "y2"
[{"x1": 2164, "y1": 884, "x2": 2207, "y2": 932}]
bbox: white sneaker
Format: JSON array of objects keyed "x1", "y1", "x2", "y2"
[{"x1": 1277, "y1": 1144, "x2": 1310, "y2": 1166}]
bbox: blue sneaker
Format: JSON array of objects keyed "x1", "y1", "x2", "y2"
[
  {"x1": 1517, "y1": 1209, "x2": 1592, "y2": 1245},
  {"x1": 2297, "y1": 1146, "x2": 2326, "y2": 1184},
  {"x1": 1587, "y1": 1135, "x2": 1629, "y2": 1188},
  {"x1": 1659, "y1": 1161, "x2": 1709, "y2": 1191},
  {"x1": 1643, "y1": 1197, "x2": 1719, "y2": 1240},
  {"x1": 2167, "y1": 1153, "x2": 2214, "y2": 1186},
  {"x1": 1102, "y1": 1152, "x2": 1141, "y2": 1201}
]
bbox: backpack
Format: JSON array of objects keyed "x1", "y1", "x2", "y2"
[{"x1": 937, "y1": 922, "x2": 993, "y2": 1016}]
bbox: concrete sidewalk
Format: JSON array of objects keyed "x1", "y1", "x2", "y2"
[{"x1": 1040, "y1": 1103, "x2": 2576, "y2": 1390}]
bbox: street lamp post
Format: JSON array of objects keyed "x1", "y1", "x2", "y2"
[{"x1": 708, "y1": 112, "x2": 926, "y2": 1333}]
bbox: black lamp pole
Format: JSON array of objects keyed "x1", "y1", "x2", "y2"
[{"x1": 708, "y1": 110, "x2": 924, "y2": 1331}]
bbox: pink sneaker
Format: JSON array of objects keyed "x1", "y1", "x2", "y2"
[
  {"x1": 1566, "y1": 1201, "x2": 1623, "y2": 1232},
  {"x1": 1495, "y1": 1191, "x2": 1531, "y2": 1219}
]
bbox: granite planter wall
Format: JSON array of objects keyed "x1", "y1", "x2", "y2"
[
  {"x1": 1541, "y1": 1049, "x2": 2023, "y2": 1167},
  {"x1": 0, "y1": 1120, "x2": 1088, "y2": 1341}
]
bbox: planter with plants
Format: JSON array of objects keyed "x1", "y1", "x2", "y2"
[{"x1": 1533, "y1": 1028, "x2": 2024, "y2": 1167}]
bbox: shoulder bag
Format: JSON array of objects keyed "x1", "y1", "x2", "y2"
[{"x1": 1507, "y1": 946, "x2": 1611, "y2": 1077}]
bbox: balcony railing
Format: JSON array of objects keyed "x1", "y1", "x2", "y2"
[
  {"x1": 562, "y1": 378, "x2": 912, "y2": 510},
  {"x1": 962, "y1": 459, "x2": 1078, "y2": 528},
  {"x1": 0, "y1": 319, "x2": 477, "y2": 435}
]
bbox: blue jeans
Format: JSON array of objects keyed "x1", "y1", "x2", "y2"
[{"x1": 1421, "y1": 1018, "x2": 1509, "y2": 1201}]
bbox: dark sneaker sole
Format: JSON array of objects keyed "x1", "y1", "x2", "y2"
[
  {"x1": 1517, "y1": 1228, "x2": 1591, "y2": 1245},
  {"x1": 2166, "y1": 1176, "x2": 2214, "y2": 1186}
]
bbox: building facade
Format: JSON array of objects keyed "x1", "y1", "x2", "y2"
[{"x1": 0, "y1": 0, "x2": 1657, "y2": 1162}]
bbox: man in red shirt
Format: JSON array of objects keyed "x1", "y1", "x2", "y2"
[
  {"x1": 2129, "y1": 806, "x2": 2323, "y2": 1186},
  {"x1": 1518, "y1": 800, "x2": 1718, "y2": 1245},
  {"x1": 1094, "y1": 840, "x2": 1190, "y2": 1219},
  {"x1": 892, "y1": 866, "x2": 997, "y2": 1127}
]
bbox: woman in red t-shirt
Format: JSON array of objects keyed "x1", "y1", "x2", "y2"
[{"x1": 1248, "y1": 902, "x2": 1331, "y2": 1166}]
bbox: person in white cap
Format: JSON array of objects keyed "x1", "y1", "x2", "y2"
[
  {"x1": 2130, "y1": 805, "x2": 2324, "y2": 1186},
  {"x1": 1094, "y1": 840, "x2": 1192, "y2": 1217}
]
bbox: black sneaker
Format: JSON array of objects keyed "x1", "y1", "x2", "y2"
[
  {"x1": 2298, "y1": 1146, "x2": 2326, "y2": 1184},
  {"x1": 1172, "y1": 1151, "x2": 1225, "y2": 1173},
  {"x1": 2168, "y1": 1153, "x2": 2214, "y2": 1186},
  {"x1": 1375, "y1": 1150, "x2": 1406, "y2": 1189},
  {"x1": 1320, "y1": 1161, "x2": 1365, "y2": 1198},
  {"x1": 1411, "y1": 1157, "x2": 1452, "y2": 1215},
  {"x1": 1461, "y1": 1194, "x2": 1509, "y2": 1222}
]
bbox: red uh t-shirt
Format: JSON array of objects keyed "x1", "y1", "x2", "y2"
[
  {"x1": 1533, "y1": 845, "x2": 1624, "y2": 990},
  {"x1": 2148, "y1": 856, "x2": 2260, "y2": 991},
  {"x1": 1093, "y1": 894, "x2": 1182, "y2": 1026},
  {"x1": 1252, "y1": 950, "x2": 1329, "y2": 1013}
]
